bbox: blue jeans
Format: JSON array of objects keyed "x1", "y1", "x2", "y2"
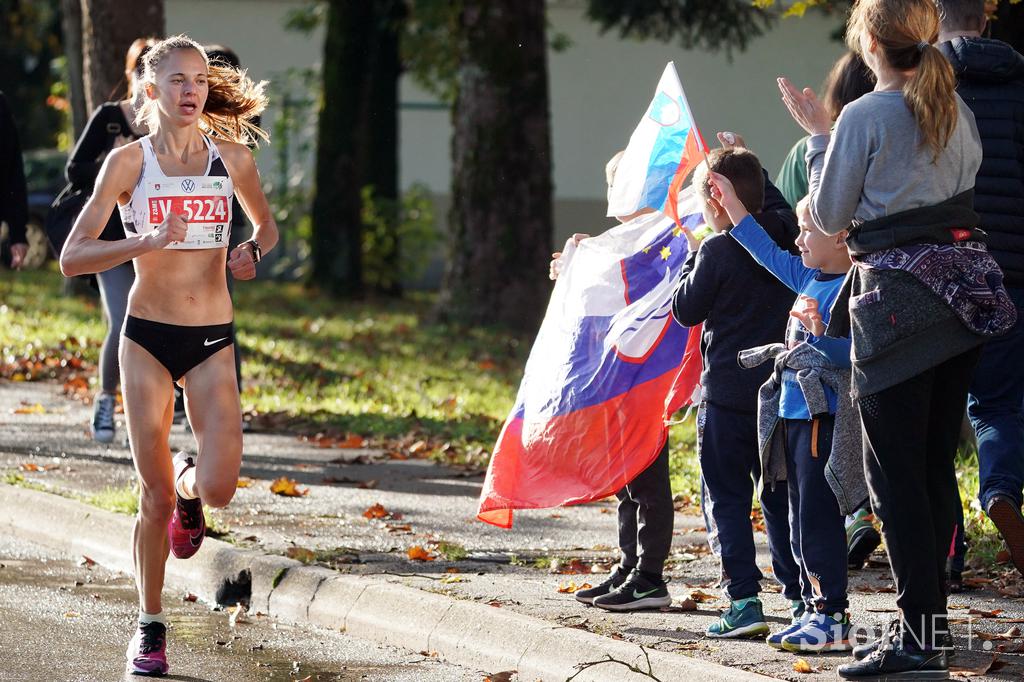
[{"x1": 969, "y1": 287, "x2": 1024, "y2": 511}]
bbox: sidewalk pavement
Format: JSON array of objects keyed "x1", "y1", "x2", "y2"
[{"x1": 2, "y1": 379, "x2": 1024, "y2": 681}]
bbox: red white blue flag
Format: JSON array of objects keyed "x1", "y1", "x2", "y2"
[{"x1": 478, "y1": 205, "x2": 705, "y2": 527}]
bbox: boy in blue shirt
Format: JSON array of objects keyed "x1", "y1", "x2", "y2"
[{"x1": 708, "y1": 169, "x2": 859, "y2": 652}]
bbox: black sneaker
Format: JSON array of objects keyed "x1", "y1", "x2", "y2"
[
  {"x1": 842, "y1": 622, "x2": 949, "y2": 680},
  {"x1": 987, "y1": 495, "x2": 1024, "y2": 577},
  {"x1": 854, "y1": 620, "x2": 954, "y2": 661},
  {"x1": 592, "y1": 569, "x2": 671, "y2": 612},
  {"x1": 575, "y1": 565, "x2": 630, "y2": 605}
]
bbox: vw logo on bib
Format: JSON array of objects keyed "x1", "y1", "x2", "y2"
[
  {"x1": 145, "y1": 176, "x2": 234, "y2": 249},
  {"x1": 181, "y1": 179, "x2": 196, "y2": 193}
]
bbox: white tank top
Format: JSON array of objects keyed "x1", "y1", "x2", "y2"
[{"x1": 120, "y1": 135, "x2": 235, "y2": 250}]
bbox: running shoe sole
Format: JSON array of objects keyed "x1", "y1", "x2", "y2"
[
  {"x1": 848, "y1": 526, "x2": 882, "y2": 569},
  {"x1": 838, "y1": 670, "x2": 948, "y2": 680},
  {"x1": 91, "y1": 427, "x2": 115, "y2": 444},
  {"x1": 781, "y1": 639, "x2": 853, "y2": 653},
  {"x1": 705, "y1": 622, "x2": 770, "y2": 639},
  {"x1": 988, "y1": 497, "x2": 1024, "y2": 577},
  {"x1": 127, "y1": 662, "x2": 169, "y2": 677},
  {"x1": 592, "y1": 595, "x2": 673, "y2": 612}
]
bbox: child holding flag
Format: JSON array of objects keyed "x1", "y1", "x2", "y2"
[
  {"x1": 710, "y1": 172, "x2": 861, "y2": 653},
  {"x1": 672, "y1": 145, "x2": 803, "y2": 639}
]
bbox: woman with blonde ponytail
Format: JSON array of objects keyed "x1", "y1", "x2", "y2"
[
  {"x1": 778, "y1": 0, "x2": 1014, "y2": 678},
  {"x1": 59, "y1": 34, "x2": 278, "y2": 676}
]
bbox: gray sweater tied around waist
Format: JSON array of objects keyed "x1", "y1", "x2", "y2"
[{"x1": 738, "y1": 342, "x2": 869, "y2": 516}]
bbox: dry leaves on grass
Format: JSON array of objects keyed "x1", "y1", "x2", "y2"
[
  {"x1": 269, "y1": 477, "x2": 308, "y2": 497},
  {"x1": 407, "y1": 545, "x2": 435, "y2": 562}
]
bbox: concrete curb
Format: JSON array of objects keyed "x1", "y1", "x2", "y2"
[{"x1": 1, "y1": 484, "x2": 775, "y2": 682}]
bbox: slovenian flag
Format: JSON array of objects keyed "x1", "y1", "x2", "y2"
[
  {"x1": 606, "y1": 61, "x2": 708, "y2": 228},
  {"x1": 477, "y1": 203, "x2": 705, "y2": 527}
]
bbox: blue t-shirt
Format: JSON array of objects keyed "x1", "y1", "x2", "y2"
[{"x1": 730, "y1": 215, "x2": 851, "y2": 419}]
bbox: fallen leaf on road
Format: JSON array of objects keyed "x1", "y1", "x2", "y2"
[
  {"x1": 793, "y1": 659, "x2": 816, "y2": 673},
  {"x1": 357, "y1": 479, "x2": 378, "y2": 489},
  {"x1": 64, "y1": 612, "x2": 80, "y2": 618},
  {"x1": 235, "y1": 478, "x2": 254, "y2": 488},
  {"x1": 77, "y1": 556, "x2": 95, "y2": 568},
  {"x1": 969, "y1": 608, "x2": 1004, "y2": 619},
  {"x1": 677, "y1": 598, "x2": 698, "y2": 611},
  {"x1": 386, "y1": 523, "x2": 412, "y2": 533},
  {"x1": 950, "y1": 654, "x2": 1004, "y2": 677},
  {"x1": 556, "y1": 581, "x2": 592, "y2": 594},
  {"x1": 407, "y1": 545, "x2": 435, "y2": 561},
  {"x1": 269, "y1": 477, "x2": 308, "y2": 497},
  {"x1": 487, "y1": 600, "x2": 503, "y2": 607},
  {"x1": 19, "y1": 463, "x2": 58, "y2": 472},
  {"x1": 445, "y1": 567, "x2": 461, "y2": 574},
  {"x1": 483, "y1": 671, "x2": 515, "y2": 682},
  {"x1": 336, "y1": 434, "x2": 366, "y2": 449},
  {"x1": 363, "y1": 503, "x2": 389, "y2": 520},
  {"x1": 554, "y1": 559, "x2": 592, "y2": 575},
  {"x1": 441, "y1": 574, "x2": 466, "y2": 584},
  {"x1": 286, "y1": 547, "x2": 316, "y2": 563},
  {"x1": 13, "y1": 403, "x2": 46, "y2": 415},
  {"x1": 182, "y1": 593, "x2": 198, "y2": 602},
  {"x1": 687, "y1": 590, "x2": 716, "y2": 603}
]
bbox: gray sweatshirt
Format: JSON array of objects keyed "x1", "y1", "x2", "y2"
[{"x1": 805, "y1": 90, "x2": 982, "y2": 235}]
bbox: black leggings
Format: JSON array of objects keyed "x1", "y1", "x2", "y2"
[{"x1": 858, "y1": 347, "x2": 981, "y2": 649}]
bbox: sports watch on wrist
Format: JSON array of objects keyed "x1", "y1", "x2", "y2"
[{"x1": 242, "y1": 238, "x2": 261, "y2": 263}]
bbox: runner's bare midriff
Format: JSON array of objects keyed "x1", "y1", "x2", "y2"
[{"x1": 129, "y1": 247, "x2": 233, "y2": 325}]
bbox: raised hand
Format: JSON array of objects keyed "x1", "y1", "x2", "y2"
[
  {"x1": 777, "y1": 77, "x2": 832, "y2": 136},
  {"x1": 549, "y1": 233, "x2": 590, "y2": 280},
  {"x1": 716, "y1": 131, "x2": 747, "y2": 149}
]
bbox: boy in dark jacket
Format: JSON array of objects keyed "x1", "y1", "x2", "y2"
[
  {"x1": 937, "y1": 0, "x2": 1024, "y2": 578},
  {"x1": 672, "y1": 146, "x2": 803, "y2": 638}
]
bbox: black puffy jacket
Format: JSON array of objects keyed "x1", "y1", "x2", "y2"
[{"x1": 940, "y1": 37, "x2": 1024, "y2": 287}]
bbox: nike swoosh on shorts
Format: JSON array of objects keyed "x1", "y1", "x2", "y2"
[{"x1": 203, "y1": 337, "x2": 229, "y2": 347}]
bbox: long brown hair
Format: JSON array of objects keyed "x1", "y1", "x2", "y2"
[
  {"x1": 847, "y1": 0, "x2": 958, "y2": 160},
  {"x1": 136, "y1": 35, "x2": 269, "y2": 146},
  {"x1": 821, "y1": 51, "x2": 875, "y2": 122}
]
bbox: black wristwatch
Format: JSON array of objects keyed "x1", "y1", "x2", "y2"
[{"x1": 242, "y1": 238, "x2": 262, "y2": 263}]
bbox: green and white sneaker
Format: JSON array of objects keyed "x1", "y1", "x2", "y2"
[
  {"x1": 575, "y1": 565, "x2": 631, "y2": 605},
  {"x1": 706, "y1": 597, "x2": 770, "y2": 639},
  {"x1": 592, "y1": 569, "x2": 672, "y2": 612}
]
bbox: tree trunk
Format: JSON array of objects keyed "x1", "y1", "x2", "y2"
[
  {"x1": 357, "y1": 0, "x2": 403, "y2": 296},
  {"x1": 61, "y1": 0, "x2": 87, "y2": 137},
  {"x1": 80, "y1": 0, "x2": 163, "y2": 112},
  {"x1": 437, "y1": 0, "x2": 553, "y2": 332},
  {"x1": 311, "y1": 0, "x2": 402, "y2": 297}
]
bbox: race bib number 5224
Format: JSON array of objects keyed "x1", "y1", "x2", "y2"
[{"x1": 145, "y1": 177, "x2": 233, "y2": 249}]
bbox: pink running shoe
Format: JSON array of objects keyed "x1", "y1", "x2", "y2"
[
  {"x1": 126, "y1": 621, "x2": 169, "y2": 677},
  {"x1": 168, "y1": 453, "x2": 205, "y2": 559}
]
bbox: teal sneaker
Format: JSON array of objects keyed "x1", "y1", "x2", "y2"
[
  {"x1": 706, "y1": 598, "x2": 770, "y2": 639},
  {"x1": 767, "y1": 603, "x2": 811, "y2": 649},
  {"x1": 846, "y1": 508, "x2": 882, "y2": 570},
  {"x1": 781, "y1": 611, "x2": 853, "y2": 653}
]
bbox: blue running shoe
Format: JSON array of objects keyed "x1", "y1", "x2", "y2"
[
  {"x1": 706, "y1": 598, "x2": 770, "y2": 639},
  {"x1": 768, "y1": 607, "x2": 812, "y2": 649},
  {"x1": 781, "y1": 611, "x2": 853, "y2": 653}
]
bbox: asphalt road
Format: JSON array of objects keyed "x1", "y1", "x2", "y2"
[{"x1": 0, "y1": 536, "x2": 482, "y2": 682}]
